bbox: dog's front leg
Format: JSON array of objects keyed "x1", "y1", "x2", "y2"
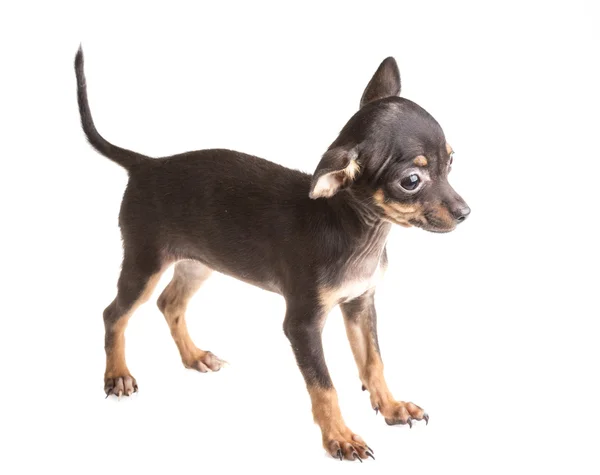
[
  {"x1": 341, "y1": 291, "x2": 429, "y2": 427},
  {"x1": 283, "y1": 299, "x2": 373, "y2": 461}
]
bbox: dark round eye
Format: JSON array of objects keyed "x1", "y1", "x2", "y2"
[
  {"x1": 449, "y1": 154, "x2": 454, "y2": 166},
  {"x1": 400, "y1": 174, "x2": 420, "y2": 191}
]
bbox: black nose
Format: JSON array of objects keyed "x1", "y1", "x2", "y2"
[{"x1": 453, "y1": 205, "x2": 471, "y2": 223}]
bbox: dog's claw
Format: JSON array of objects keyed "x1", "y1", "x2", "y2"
[
  {"x1": 361, "y1": 385, "x2": 366, "y2": 391},
  {"x1": 352, "y1": 452, "x2": 362, "y2": 462},
  {"x1": 407, "y1": 417, "x2": 413, "y2": 428},
  {"x1": 423, "y1": 413, "x2": 429, "y2": 425},
  {"x1": 366, "y1": 451, "x2": 375, "y2": 460},
  {"x1": 374, "y1": 407, "x2": 379, "y2": 415},
  {"x1": 367, "y1": 445, "x2": 374, "y2": 454},
  {"x1": 337, "y1": 449, "x2": 343, "y2": 461}
]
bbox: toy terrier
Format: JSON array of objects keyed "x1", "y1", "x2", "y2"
[{"x1": 75, "y1": 47, "x2": 470, "y2": 461}]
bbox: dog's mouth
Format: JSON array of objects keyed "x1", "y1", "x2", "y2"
[
  {"x1": 379, "y1": 214, "x2": 456, "y2": 233},
  {"x1": 408, "y1": 218, "x2": 456, "y2": 234}
]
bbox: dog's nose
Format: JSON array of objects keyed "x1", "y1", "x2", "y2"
[{"x1": 452, "y1": 205, "x2": 471, "y2": 223}]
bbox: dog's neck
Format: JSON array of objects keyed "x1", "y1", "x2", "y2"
[
  {"x1": 329, "y1": 188, "x2": 391, "y2": 263},
  {"x1": 343, "y1": 188, "x2": 384, "y2": 228}
]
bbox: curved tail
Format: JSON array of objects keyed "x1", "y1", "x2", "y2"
[{"x1": 75, "y1": 46, "x2": 149, "y2": 170}]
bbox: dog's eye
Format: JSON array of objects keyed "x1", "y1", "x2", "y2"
[
  {"x1": 449, "y1": 153, "x2": 454, "y2": 166},
  {"x1": 400, "y1": 174, "x2": 420, "y2": 191}
]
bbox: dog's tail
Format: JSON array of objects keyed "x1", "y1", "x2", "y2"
[{"x1": 75, "y1": 45, "x2": 149, "y2": 170}]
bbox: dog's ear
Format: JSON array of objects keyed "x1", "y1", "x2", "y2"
[
  {"x1": 309, "y1": 147, "x2": 360, "y2": 199},
  {"x1": 360, "y1": 57, "x2": 401, "y2": 108}
]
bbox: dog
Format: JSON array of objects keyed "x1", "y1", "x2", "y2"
[{"x1": 75, "y1": 46, "x2": 470, "y2": 461}]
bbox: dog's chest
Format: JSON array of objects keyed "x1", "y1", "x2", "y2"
[{"x1": 320, "y1": 260, "x2": 385, "y2": 308}]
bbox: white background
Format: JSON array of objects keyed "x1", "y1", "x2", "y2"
[{"x1": 1, "y1": 1, "x2": 599, "y2": 474}]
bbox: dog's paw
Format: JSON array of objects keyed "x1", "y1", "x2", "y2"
[
  {"x1": 379, "y1": 400, "x2": 428, "y2": 427},
  {"x1": 184, "y1": 350, "x2": 227, "y2": 373},
  {"x1": 104, "y1": 374, "x2": 138, "y2": 398},
  {"x1": 324, "y1": 431, "x2": 374, "y2": 462}
]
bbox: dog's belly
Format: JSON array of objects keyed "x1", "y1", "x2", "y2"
[
  {"x1": 213, "y1": 266, "x2": 282, "y2": 294},
  {"x1": 172, "y1": 245, "x2": 284, "y2": 294}
]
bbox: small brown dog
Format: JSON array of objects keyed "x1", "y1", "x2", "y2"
[{"x1": 75, "y1": 47, "x2": 470, "y2": 461}]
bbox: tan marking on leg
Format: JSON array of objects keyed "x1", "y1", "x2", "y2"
[
  {"x1": 413, "y1": 155, "x2": 428, "y2": 167},
  {"x1": 342, "y1": 302, "x2": 395, "y2": 411},
  {"x1": 157, "y1": 260, "x2": 225, "y2": 372},
  {"x1": 309, "y1": 386, "x2": 345, "y2": 435},
  {"x1": 105, "y1": 317, "x2": 134, "y2": 379},
  {"x1": 308, "y1": 386, "x2": 371, "y2": 460},
  {"x1": 342, "y1": 300, "x2": 428, "y2": 426},
  {"x1": 105, "y1": 271, "x2": 164, "y2": 394}
]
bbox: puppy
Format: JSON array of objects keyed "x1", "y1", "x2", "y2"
[{"x1": 75, "y1": 47, "x2": 470, "y2": 461}]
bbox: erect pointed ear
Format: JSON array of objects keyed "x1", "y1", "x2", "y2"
[
  {"x1": 359, "y1": 57, "x2": 401, "y2": 108},
  {"x1": 309, "y1": 147, "x2": 360, "y2": 199}
]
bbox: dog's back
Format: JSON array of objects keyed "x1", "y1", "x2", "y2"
[
  {"x1": 76, "y1": 46, "x2": 335, "y2": 291},
  {"x1": 118, "y1": 149, "x2": 325, "y2": 292}
]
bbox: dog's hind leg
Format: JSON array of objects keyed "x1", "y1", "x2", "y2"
[
  {"x1": 157, "y1": 260, "x2": 226, "y2": 372},
  {"x1": 103, "y1": 252, "x2": 166, "y2": 397}
]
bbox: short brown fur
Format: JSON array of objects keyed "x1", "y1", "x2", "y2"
[
  {"x1": 76, "y1": 50, "x2": 468, "y2": 460},
  {"x1": 341, "y1": 292, "x2": 428, "y2": 426},
  {"x1": 104, "y1": 271, "x2": 164, "y2": 396},
  {"x1": 413, "y1": 155, "x2": 428, "y2": 167},
  {"x1": 308, "y1": 386, "x2": 372, "y2": 460},
  {"x1": 373, "y1": 188, "x2": 425, "y2": 227},
  {"x1": 157, "y1": 260, "x2": 226, "y2": 372}
]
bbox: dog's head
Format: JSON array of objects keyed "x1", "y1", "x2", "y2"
[{"x1": 309, "y1": 57, "x2": 470, "y2": 233}]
